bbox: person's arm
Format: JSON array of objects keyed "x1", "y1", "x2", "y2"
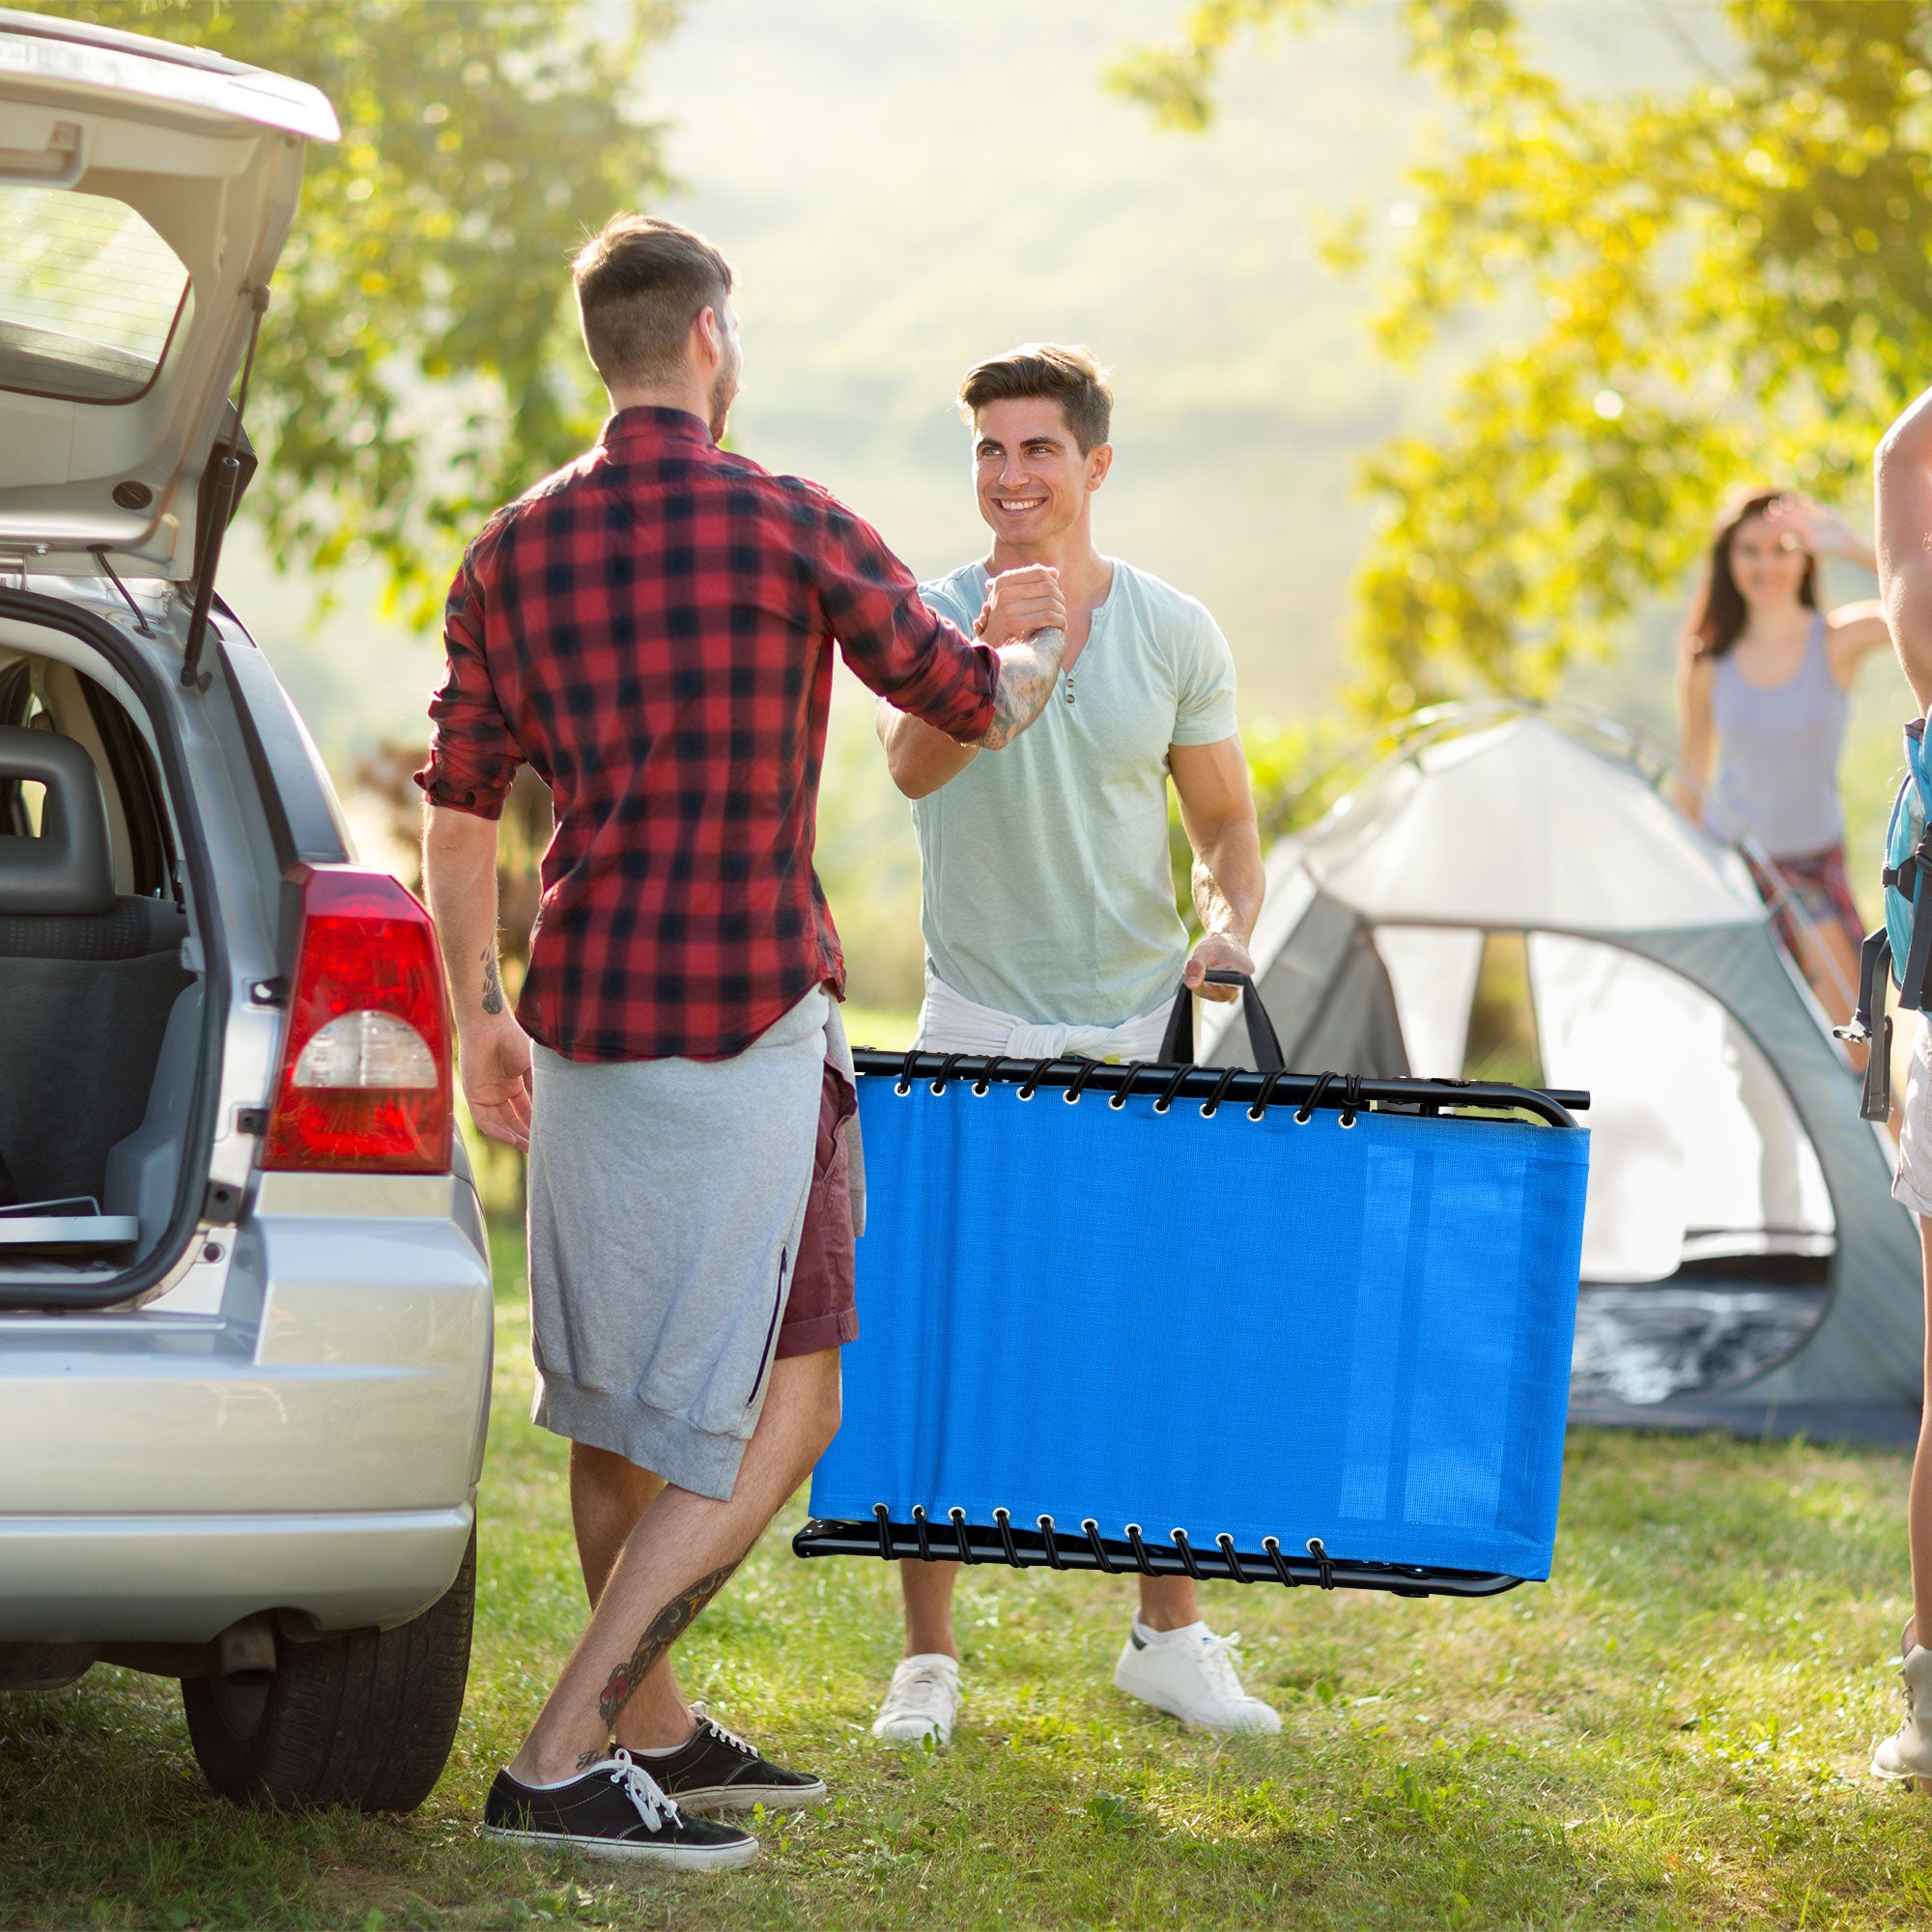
[
  {"x1": 422, "y1": 805, "x2": 533, "y2": 1151},
  {"x1": 1877, "y1": 388, "x2": 1932, "y2": 711},
  {"x1": 876, "y1": 566, "x2": 1067, "y2": 798},
  {"x1": 1170, "y1": 736, "x2": 1264, "y2": 1003},
  {"x1": 973, "y1": 624, "x2": 1068, "y2": 747},
  {"x1": 1765, "y1": 495, "x2": 1894, "y2": 688},
  {"x1": 1769, "y1": 494, "x2": 1878, "y2": 575},
  {"x1": 1824, "y1": 600, "x2": 1894, "y2": 688},
  {"x1": 414, "y1": 534, "x2": 533, "y2": 1151},
  {"x1": 1671, "y1": 644, "x2": 1717, "y2": 822},
  {"x1": 814, "y1": 493, "x2": 1066, "y2": 771}
]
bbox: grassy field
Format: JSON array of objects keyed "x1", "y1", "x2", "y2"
[{"x1": 4, "y1": 1221, "x2": 1932, "y2": 1931}]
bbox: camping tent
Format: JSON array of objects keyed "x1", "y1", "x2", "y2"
[{"x1": 1201, "y1": 705, "x2": 1923, "y2": 1443}]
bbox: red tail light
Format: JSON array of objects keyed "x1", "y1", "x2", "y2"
[{"x1": 263, "y1": 866, "x2": 453, "y2": 1174}]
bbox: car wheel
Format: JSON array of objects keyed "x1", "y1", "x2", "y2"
[{"x1": 183, "y1": 1524, "x2": 475, "y2": 1813}]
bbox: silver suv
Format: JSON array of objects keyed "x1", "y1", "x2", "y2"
[{"x1": 0, "y1": 14, "x2": 492, "y2": 1813}]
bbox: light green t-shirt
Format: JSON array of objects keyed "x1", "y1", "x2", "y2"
[{"x1": 911, "y1": 556, "x2": 1239, "y2": 1028}]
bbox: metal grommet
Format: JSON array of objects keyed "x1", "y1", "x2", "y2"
[
  {"x1": 1063, "y1": 1058, "x2": 1102, "y2": 1105},
  {"x1": 1199, "y1": 1065, "x2": 1240, "y2": 1120},
  {"x1": 1307, "y1": 1535, "x2": 1336, "y2": 1590},
  {"x1": 993, "y1": 1507, "x2": 1022, "y2": 1566},
  {"x1": 1152, "y1": 1064, "x2": 1193, "y2": 1116},
  {"x1": 1248, "y1": 1068, "x2": 1285, "y2": 1122},
  {"x1": 1262, "y1": 1535, "x2": 1298, "y2": 1587},
  {"x1": 1082, "y1": 1518, "x2": 1119, "y2": 1575},
  {"x1": 1037, "y1": 1513, "x2": 1065, "y2": 1569},
  {"x1": 1294, "y1": 1070, "x2": 1337, "y2": 1125},
  {"x1": 1016, "y1": 1056, "x2": 1057, "y2": 1101}
]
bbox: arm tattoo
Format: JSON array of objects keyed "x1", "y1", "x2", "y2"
[
  {"x1": 596, "y1": 1559, "x2": 740, "y2": 1727},
  {"x1": 979, "y1": 627, "x2": 1068, "y2": 750},
  {"x1": 480, "y1": 948, "x2": 505, "y2": 1016}
]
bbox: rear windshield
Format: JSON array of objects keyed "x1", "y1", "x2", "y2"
[{"x1": 0, "y1": 186, "x2": 189, "y2": 404}]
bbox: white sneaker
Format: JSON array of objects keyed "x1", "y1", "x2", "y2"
[
  {"x1": 1872, "y1": 1636, "x2": 1932, "y2": 1786},
  {"x1": 1113, "y1": 1620, "x2": 1282, "y2": 1735},
  {"x1": 871, "y1": 1653, "x2": 960, "y2": 1747}
]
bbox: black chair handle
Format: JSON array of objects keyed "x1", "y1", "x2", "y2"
[{"x1": 1158, "y1": 969, "x2": 1284, "y2": 1071}]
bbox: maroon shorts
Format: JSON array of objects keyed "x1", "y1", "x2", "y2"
[{"x1": 775, "y1": 1060, "x2": 858, "y2": 1357}]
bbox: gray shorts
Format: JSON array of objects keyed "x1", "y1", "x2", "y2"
[{"x1": 526, "y1": 986, "x2": 831, "y2": 1500}]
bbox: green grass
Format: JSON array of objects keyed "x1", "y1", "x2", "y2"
[{"x1": 4, "y1": 1223, "x2": 1930, "y2": 1930}]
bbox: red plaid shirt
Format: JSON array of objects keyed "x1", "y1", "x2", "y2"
[{"x1": 416, "y1": 407, "x2": 998, "y2": 1062}]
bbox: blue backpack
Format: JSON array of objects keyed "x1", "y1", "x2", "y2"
[{"x1": 1844, "y1": 716, "x2": 1932, "y2": 1119}]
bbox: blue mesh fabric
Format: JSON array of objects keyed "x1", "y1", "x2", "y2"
[{"x1": 809, "y1": 1079, "x2": 1590, "y2": 1580}]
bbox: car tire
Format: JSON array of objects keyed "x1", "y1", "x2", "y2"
[{"x1": 182, "y1": 1524, "x2": 475, "y2": 1813}]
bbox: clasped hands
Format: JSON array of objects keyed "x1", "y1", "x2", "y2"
[{"x1": 973, "y1": 564, "x2": 1065, "y2": 643}]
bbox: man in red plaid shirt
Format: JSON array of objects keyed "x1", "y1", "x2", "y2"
[{"x1": 418, "y1": 215, "x2": 1068, "y2": 1866}]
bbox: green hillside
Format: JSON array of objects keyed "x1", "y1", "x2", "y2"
[{"x1": 229, "y1": 0, "x2": 1906, "y2": 1008}]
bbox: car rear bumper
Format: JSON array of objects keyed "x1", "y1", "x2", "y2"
[
  {"x1": 0, "y1": 1503, "x2": 474, "y2": 1642},
  {"x1": 0, "y1": 1174, "x2": 495, "y2": 1643}
]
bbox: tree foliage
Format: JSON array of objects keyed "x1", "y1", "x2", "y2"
[
  {"x1": 25, "y1": 0, "x2": 676, "y2": 613},
  {"x1": 1111, "y1": 2, "x2": 1932, "y2": 714}
]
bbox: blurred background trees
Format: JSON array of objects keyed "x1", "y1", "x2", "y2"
[
  {"x1": 27, "y1": 0, "x2": 683, "y2": 1200},
  {"x1": 27, "y1": 0, "x2": 689, "y2": 1129},
  {"x1": 26, "y1": 0, "x2": 678, "y2": 619},
  {"x1": 1113, "y1": 0, "x2": 1932, "y2": 717},
  {"x1": 31, "y1": 2, "x2": 1919, "y2": 1026}
]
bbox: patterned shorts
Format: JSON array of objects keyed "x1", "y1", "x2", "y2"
[{"x1": 1744, "y1": 842, "x2": 1868, "y2": 965}]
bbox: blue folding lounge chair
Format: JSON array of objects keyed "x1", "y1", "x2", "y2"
[{"x1": 796, "y1": 973, "x2": 1593, "y2": 1598}]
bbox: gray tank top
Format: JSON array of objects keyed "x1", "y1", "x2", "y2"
[{"x1": 1709, "y1": 614, "x2": 1845, "y2": 858}]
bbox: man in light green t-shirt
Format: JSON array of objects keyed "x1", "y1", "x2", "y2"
[{"x1": 869, "y1": 343, "x2": 1273, "y2": 1746}]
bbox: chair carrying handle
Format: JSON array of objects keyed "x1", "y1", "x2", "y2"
[{"x1": 1158, "y1": 969, "x2": 1285, "y2": 1071}]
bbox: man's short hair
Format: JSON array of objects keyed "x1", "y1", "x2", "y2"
[
  {"x1": 957, "y1": 343, "x2": 1113, "y2": 454},
  {"x1": 572, "y1": 214, "x2": 734, "y2": 389}
]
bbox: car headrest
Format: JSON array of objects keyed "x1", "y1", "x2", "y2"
[{"x1": 0, "y1": 726, "x2": 114, "y2": 916}]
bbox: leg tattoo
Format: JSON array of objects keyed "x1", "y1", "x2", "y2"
[{"x1": 597, "y1": 1560, "x2": 740, "y2": 1728}]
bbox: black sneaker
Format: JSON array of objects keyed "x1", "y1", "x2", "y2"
[
  {"x1": 642, "y1": 1709, "x2": 828, "y2": 1816},
  {"x1": 482, "y1": 1747, "x2": 758, "y2": 1868}
]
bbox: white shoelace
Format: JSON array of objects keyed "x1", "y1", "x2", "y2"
[
  {"x1": 693, "y1": 1705, "x2": 755, "y2": 1757},
  {"x1": 1193, "y1": 1632, "x2": 1252, "y2": 1704},
  {"x1": 886, "y1": 1662, "x2": 956, "y2": 1713},
  {"x1": 605, "y1": 1747, "x2": 677, "y2": 1833}
]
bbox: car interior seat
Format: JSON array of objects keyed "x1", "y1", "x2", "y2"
[{"x1": 0, "y1": 724, "x2": 191, "y2": 1238}]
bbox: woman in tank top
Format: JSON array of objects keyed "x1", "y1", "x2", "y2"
[{"x1": 1676, "y1": 490, "x2": 1894, "y2": 1034}]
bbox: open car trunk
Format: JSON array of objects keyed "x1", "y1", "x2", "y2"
[{"x1": 0, "y1": 635, "x2": 205, "y2": 1282}]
